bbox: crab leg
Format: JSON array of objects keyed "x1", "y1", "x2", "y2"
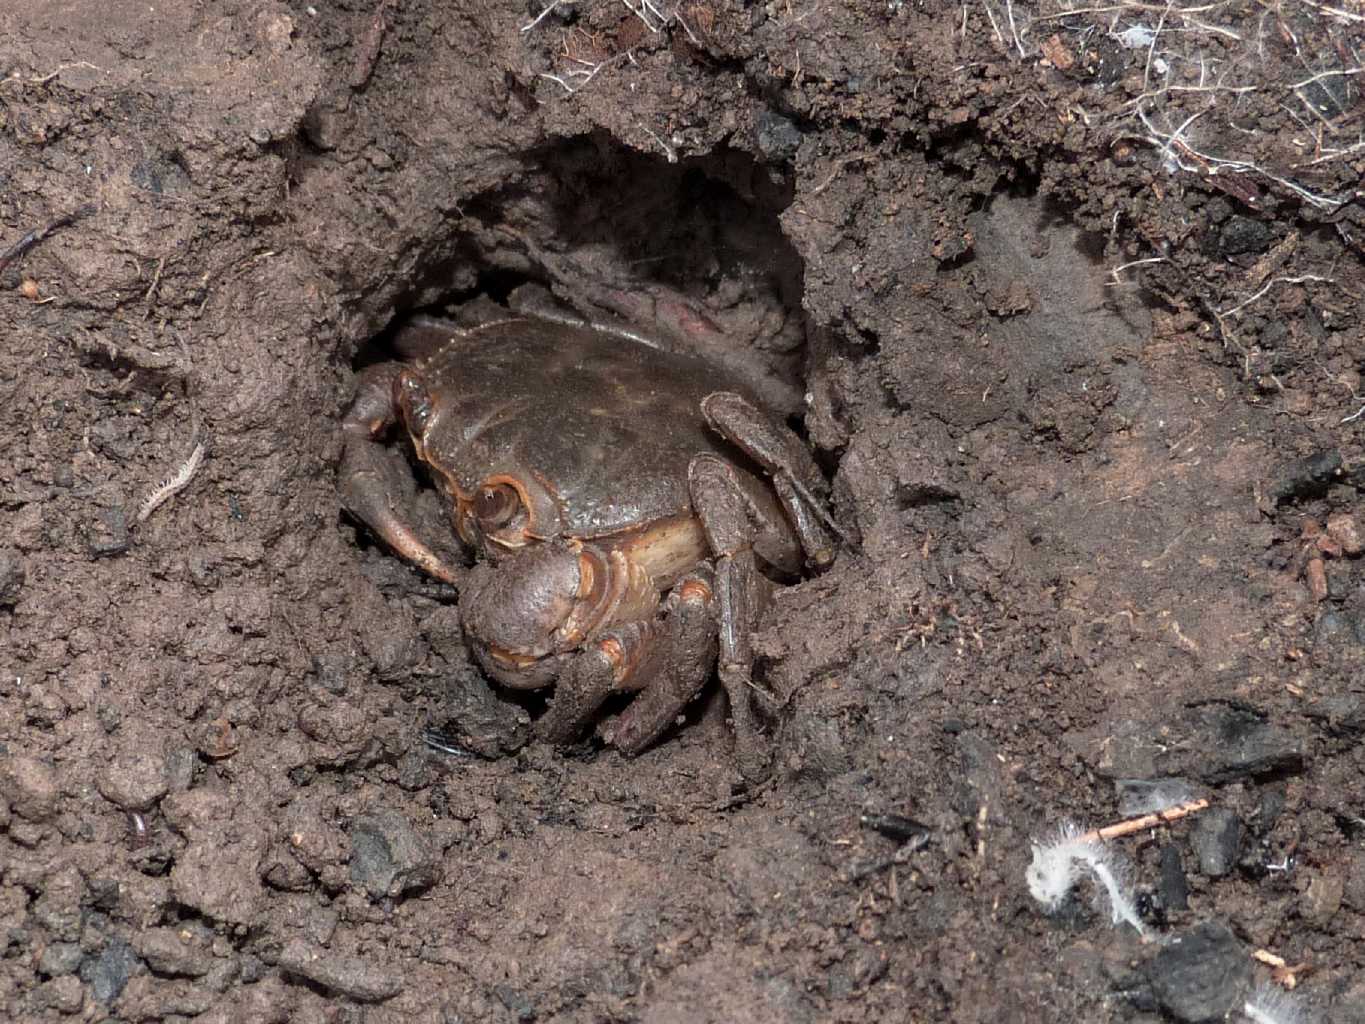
[
  {"x1": 689, "y1": 453, "x2": 779, "y2": 783},
  {"x1": 536, "y1": 619, "x2": 655, "y2": 745},
  {"x1": 536, "y1": 568, "x2": 718, "y2": 755},
  {"x1": 700, "y1": 392, "x2": 850, "y2": 569},
  {"x1": 606, "y1": 571, "x2": 718, "y2": 756}
]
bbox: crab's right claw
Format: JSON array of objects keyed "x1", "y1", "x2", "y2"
[
  {"x1": 338, "y1": 438, "x2": 464, "y2": 586},
  {"x1": 338, "y1": 364, "x2": 464, "y2": 587}
]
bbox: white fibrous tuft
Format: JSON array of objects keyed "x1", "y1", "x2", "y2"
[
  {"x1": 1026, "y1": 822, "x2": 1146, "y2": 938},
  {"x1": 1115, "y1": 23, "x2": 1157, "y2": 49},
  {"x1": 1242, "y1": 983, "x2": 1314, "y2": 1024},
  {"x1": 1026, "y1": 822, "x2": 1087, "y2": 912}
]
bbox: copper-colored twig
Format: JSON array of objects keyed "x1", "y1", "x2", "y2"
[
  {"x1": 1079, "y1": 798, "x2": 1210, "y2": 842},
  {"x1": 1252, "y1": 948, "x2": 1311, "y2": 989}
]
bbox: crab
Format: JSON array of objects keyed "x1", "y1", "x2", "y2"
[{"x1": 338, "y1": 308, "x2": 842, "y2": 780}]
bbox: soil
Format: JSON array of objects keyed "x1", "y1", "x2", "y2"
[{"x1": 2, "y1": 1, "x2": 1364, "y2": 1022}]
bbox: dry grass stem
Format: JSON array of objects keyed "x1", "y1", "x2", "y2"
[
  {"x1": 1218, "y1": 273, "x2": 1334, "y2": 318},
  {"x1": 1107, "y1": 256, "x2": 1169, "y2": 282},
  {"x1": 522, "y1": 0, "x2": 574, "y2": 33}
]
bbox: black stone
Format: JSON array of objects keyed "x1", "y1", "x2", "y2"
[
  {"x1": 1158, "y1": 844, "x2": 1189, "y2": 912},
  {"x1": 1269, "y1": 450, "x2": 1342, "y2": 504},
  {"x1": 1145, "y1": 921, "x2": 1250, "y2": 1022},
  {"x1": 1218, "y1": 215, "x2": 1272, "y2": 256},
  {"x1": 1304, "y1": 695, "x2": 1365, "y2": 738},
  {"x1": 1184, "y1": 704, "x2": 1304, "y2": 784},
  {"x1": 349, "y1": 809, "x2": 442, "y2": 899},
  {"x1": 756, "y1": 111, "x2": 803, "y2": 162},
  {"x1": 1189, "y1": 808, "x2": 1241, "y2": 878},
  {"x1": 79, "y1": 937, "x2": 141, "y2": 1004},
  {"x1": 0, "y1": 549, "x2": 24, "y2": 606}
]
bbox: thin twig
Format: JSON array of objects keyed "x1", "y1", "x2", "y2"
[
  {"x1": 1136, "y1": 102, "x2": 1349, "y2": 210},
  {"x1": 1078, "y1": 798, "x2": 1210, "y2": 843},
  {"x1": 981, "y1": 0, "x2": 1007, "y2": 47},
  {"x1": 1, "y1": 61, "x2": 108, "y2": 87},
  {"x1": 538, "y1": 50, "x2": 631, "y2": 94},
  {"x1": 0, "y1": 204, "x2": 96, "y2": 278},
  {"x1": 1005, "y1": 0, "x2": 1029, "y2": 56},
  {"x1": 1301, "y1": 137, "x2": 1365, "y2": 166},
  {"x1": 1032, "y1": 0, "x2": 1233, "y2": 22},
  {"x1": 640, "y1": 124, "x2": 678, "y2": 163},
  {"x1": 1293, "y1": 0, "x2": 1365, "y2": 22},
  {"x1": 1288, "y1": 66, "x2": 1364, "y2": 90}
]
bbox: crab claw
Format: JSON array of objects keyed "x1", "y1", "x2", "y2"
[
  {"x1": 462, "y1": 540, "x2": 660, "y2": 691},
  {"x1": 338, "y1": 437, "x2": 464, "y2": 587},
  {"x1": 461, "y1": 543, "x2": 584, "y2": 687}
]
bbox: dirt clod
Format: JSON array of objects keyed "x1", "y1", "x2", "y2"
[
  {"x1": 85, "y1": 507, "x2": 130, "y2": 559},
  {"x1": 95, "y1": 741, "x2": 170, "y2": 811},
  {"x1": 132, "y1": 927, "x2": 215, "y2": 979},
  {"x1": 1269, "y1": 450, "x2": 1344, "y2": 504},
  {"x1": 1, "y1": 754, "x2": 58, "y2": 822},
  {"x1": 277, "y1": 939, "x2": 403, "y2": 1004},
  {"x1": 34, "y1": 976, "x2": 83, "y2": 1015}
]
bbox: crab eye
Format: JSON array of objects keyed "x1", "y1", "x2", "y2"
[{"x1": 474, "y1": 484, "x2": 520, "y2": 528}]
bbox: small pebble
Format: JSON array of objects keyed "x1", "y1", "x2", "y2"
[
  {"x1": 495, "y1": 985, "x2": 538, "y2": 1023},
  {"x1": 756, "y1": 110, "x2": 803, "y2": 161},
  {"x1": 88, "y1": 507, "x2": 130, "y2": 558},
  {"x1": 1300, "y1": 868, "x2": 1344, "y2": 926},
  {"x1": 1327, "y1": 513, "x2": 1362, "y2": 555},
  {"x1": 38, "y1": 941, "x2": 84, "y2": 978}
]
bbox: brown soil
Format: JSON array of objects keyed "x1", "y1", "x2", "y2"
[{"x1": 3, "y1": 1, "x2": 1364, "y2": 1021}]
